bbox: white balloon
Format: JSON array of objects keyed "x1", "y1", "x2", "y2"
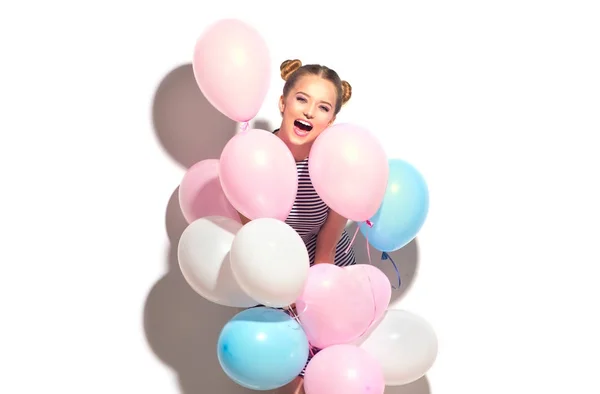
[
  {"x1": 359, "y1": 309, "x2": 437, "y2": 386},
  {"x1": 230, "y1": 218, "x2": 309, "y2": 308},
  {"x1": 177, "y1": 216, "x2": 258, "y2": 308}
]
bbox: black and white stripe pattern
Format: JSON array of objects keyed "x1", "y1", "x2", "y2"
[
  {"x1": 254, "y1": 130, "x2": 357, "y2": 379},
  {"x1": 286, "y1": 157, "x2": 356, "y2": 268},
  {"x1": 286, "y1": 156, "x2": 357, "y2": 378}
]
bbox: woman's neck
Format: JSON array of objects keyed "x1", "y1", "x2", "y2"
[{"x1": 275, "y1": 127, "x2": 311, "y2": 162}]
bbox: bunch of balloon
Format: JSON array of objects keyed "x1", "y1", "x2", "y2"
[
  {"x1": 178, "y1": 17, "x2": 304, "y2": 308},
  {"x1": 280, "y1": 123, "x2": 384, "y2": 393},
  {"x1": 175, "y1": 16, "x2": 438, "y2": 392},
  {"x1": 177, "y1": 212, "x2": 314, "y2": 391},
  {"x1": 184, "y1": 16, "x2": 300, "y2": 229},
  {"x1": 354, "y1": 158, "x2": 437, "y2": 387},
  {"x1": 176, "y1": 18, "x2": 313, "y2": 391},
  {"x1": 303, "y1": 123, "x2": 438, "y2": 391},
  {"x1": 296, "y1": 264, "x2": 390, "y2": 394}
]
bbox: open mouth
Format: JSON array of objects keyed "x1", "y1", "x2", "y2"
[{"x1": 294, "y1": 119, "x2": 313, "y2": 132}]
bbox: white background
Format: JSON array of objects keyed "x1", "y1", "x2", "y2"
[{"x1": 1, "y1": 1, "x2": 599, "y2": 393}]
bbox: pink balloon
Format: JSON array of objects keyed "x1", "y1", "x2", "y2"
[
  {"x1": 178, "y1": 159, "x2": 241, "y2": 224},
  {"x1": 219, "y1": 129, "x2": 298, "y2": 221},
  {"x1": 192, "y1": 19, "x2": 271, "y2": 122},
  {"x1": 304, "y1": 344, "x2": 385, "y2": 394},
  {"x1": 309, "y1": 123, "x2": 389, "y2": 222},
  {"x1": 345, "y1": 265, "x2": 392, "y2": 337},
  {"x1": 295, "y1": 264, "x2": 375, "y2": 349}
]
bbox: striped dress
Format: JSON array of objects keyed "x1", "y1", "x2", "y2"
[
  {"x1": 284, "y1": 151, "x2": 357, "y2": 378},
  {"x1": 287, "y1": 156, "x2": 357, "y2": 268},
  {"x1": 253, "y1": 130, "x2": 357, "y2": 378}
]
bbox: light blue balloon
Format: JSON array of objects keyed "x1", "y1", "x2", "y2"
[
  {"x1": 217, "y1": 307, "x2": 309, "y2": 391},
  {"x1": 359, "y1": 158, "x2": 429, "y2": 252}
]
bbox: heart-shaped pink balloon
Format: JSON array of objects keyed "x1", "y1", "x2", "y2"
[
  {"x1": 344, "y1": 264, "x2": 392, "y2": 336},
  {"x1": 295, "y1": 264, "x2": 375, "y2": 349}
]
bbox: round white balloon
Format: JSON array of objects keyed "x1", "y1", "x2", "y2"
[
  {"x1": 177, "y1": 216, "x2": 258, "y2": 308},
  {"x1": 359, "y1": 309, "x2": 438, "y2": 386},
  {"x1": 230, "y1": 218, "x2": 309, "y2": 308}
]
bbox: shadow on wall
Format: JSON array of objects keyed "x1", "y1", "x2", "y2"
[
  {"x1": 254, "y1": 119, "x2": 276, "y2": 133},
  {"x1": 344, "y1": 225, "x2": 432, "y2": 393},
  {"x1": 384, "y1": 376, "x2": 431, "y2": 394},
  {"x1": 152, "y1": 63, "x2": 235, "y2": 167},
  {"x1": 144, "y1": 63, "x2": 273, "y2": 394},
  {"x1": 151, "y1": 62, "x2": 276, "y2": 168},
  {"x1": 143, "y1": 63, "x2": 430, "y2": 393},
  {"x1": 346, "y1": 221, "x2": 420, "y2": 307},
  {"x1": 144, "y1": 187, "x2": 261, "y2": 394}
]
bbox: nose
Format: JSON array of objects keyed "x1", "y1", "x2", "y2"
[{"x1": 303, "y1": 109, "x2": 315, "y2": 119}]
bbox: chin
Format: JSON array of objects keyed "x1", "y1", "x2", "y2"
[{"x1": 288, "y1": 132, "x2": 316, "y2": 147}]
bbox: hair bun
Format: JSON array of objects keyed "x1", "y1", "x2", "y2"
[
  {"x1": 280, "y1": 59, "x2": 302, "y2": 81},
  {"x1": 341, "y1": 80, "x2": 352, "y2": 104}
]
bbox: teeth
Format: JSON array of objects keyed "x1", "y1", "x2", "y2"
[{"x1": 297, "y1": 120, "x2": 311, "y2": 127}]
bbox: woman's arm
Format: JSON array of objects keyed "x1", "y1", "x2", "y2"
[{"x1": 313, "y1": 208, "x2": 348, "y2": 264}]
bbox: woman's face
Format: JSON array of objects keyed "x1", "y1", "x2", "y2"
[{"x1": 278, "y1": 74, "x2": 338, "y2": 147}]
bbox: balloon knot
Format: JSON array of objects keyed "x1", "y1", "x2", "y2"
[
  {"x1": 366, "y1": 220, "x2": 373, "y2": 228},
  {"x1": 240, "y1": 121, "x2": 249, "y2": 132}
]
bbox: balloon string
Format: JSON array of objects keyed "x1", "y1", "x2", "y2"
[
  {"x1": 358, "y1": 265, "x2": 378, "y2": 339},
  {"x1": 366, "y1": 235, "x2": 373, "y2": 265},
  {"x1": 344, "y1": 220, "x2": 373, "y2": 255},
  {"x1": 344, "y1": 225, "x2": 360, "y2": 254},
  {"x1": 285, "y1": 304, "x2": 317, "y2": 357},
  {"x1": 240, "y1": 121, "x2": 249, "y2": 132},
  {"x1": 381, "y1": 251, "x2": 401, "y2": 289},
  {"x1": 258, "y1": 304, "x2": 317, "y2": 358}
]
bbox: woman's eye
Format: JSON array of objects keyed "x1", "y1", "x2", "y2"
[
  {"x1": 320, "y1": 106, "x2": 330, "y2": 112},
  {"x1": 296, "y1": 97, "x2": 306, "y2": 102}
]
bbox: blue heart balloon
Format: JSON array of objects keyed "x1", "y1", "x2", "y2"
[
  {"x1": 217, "y1": 307, "x2": 309, "y2": 390},
  {"x1": 359, "y1": 158, "x2": 429, "y2": 252}
]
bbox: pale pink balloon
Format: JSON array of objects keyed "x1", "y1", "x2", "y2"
[
  {"x1": 295, "y1": 264, "x2": 375, "y2": 349},
  {"x1": 345, "y1": 264, "x2": 392, "y2": 334},
  {"x1": 219, "y1": 129, "x2": 298, "y2": 221},
  {"x1": 192, "y1": 19, "x2": 271, "y2": 122},
  {"x1": 304, "y1": 344, "x2": 385, "y2": 394},
  {"x1": 309, "y1": 123, "x2": 389, "y2": 222},
  {"x1": 178, "y1": 159, "x2": 241, "y2": 224}
]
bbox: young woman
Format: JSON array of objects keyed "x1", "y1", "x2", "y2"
[{"x1": 242, "y1": 59, "x2": 357, "y2": 394}]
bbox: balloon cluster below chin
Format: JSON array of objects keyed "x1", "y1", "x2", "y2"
[{"x1": 173, "y1": 17, "x2": 437, "y2": 393}]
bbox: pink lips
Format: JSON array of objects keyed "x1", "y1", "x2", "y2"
[{"x1": 293, "y1": 126, "x2": 309, "y2": 137}]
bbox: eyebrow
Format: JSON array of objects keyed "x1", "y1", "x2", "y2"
[{"x1": 296, "y1": 91, "x2": 333, "y2": 108}]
